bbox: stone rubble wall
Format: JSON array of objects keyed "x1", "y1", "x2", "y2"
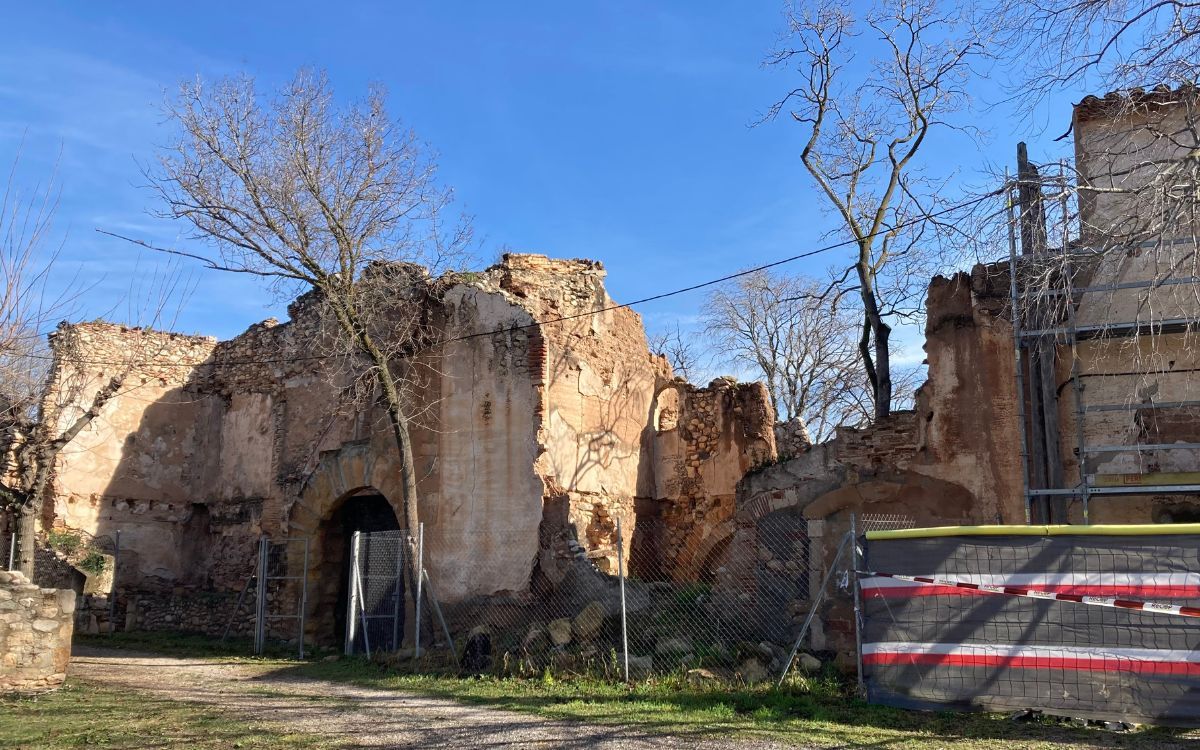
[
  {"x1": 0, "y1": 570, "x2": 75, "y2": 693},
  {"x1": 36, "y1": 253, "x2": 783, "y2": 648},
  {"x1": 773, "y1": 418, "x2": 812, "y2": 459},
  {"x1": 650, "y1": 377, "x2": 777, "y2": 581}
]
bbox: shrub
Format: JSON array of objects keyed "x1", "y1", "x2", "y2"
[
  {"x1": 78, "y1": 551, "x2": 107, "y2": 575},
  {"x1": 47, "y1": 529, "x2": 83, "y2": 557}
]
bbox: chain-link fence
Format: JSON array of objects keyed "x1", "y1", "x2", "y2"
[
  {"x1": 358, "y1": 512, "x2": 846, "y2": 683},
  {"x1": 2, "y1": 526, "x2": 14, "y2": 571},
  {"x1": 345, "y1": 529, "x2": 412, "y2": 655}
]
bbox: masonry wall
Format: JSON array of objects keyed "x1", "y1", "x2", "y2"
[
  {"x1": 0, "y1": 570, "x2": 74, "y2": 693},
  {"x1": 37, "y1": 253, "x2": 777, "y2": 645}
]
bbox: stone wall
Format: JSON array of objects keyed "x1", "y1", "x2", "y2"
[
  {"x1": 37, "y1": 253, "x2": 779, "y2": 647},
  {"x1": 647, "y1": 377, "x2": 777, "y2": 581},
  {"x1": 0, "y1": 570, "x2": 75, "y2": 693},
  {"x1": 773, "y1": 418, "x2": 812, "y2": 459}
]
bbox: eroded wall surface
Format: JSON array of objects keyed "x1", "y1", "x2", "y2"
[{"x1": 37, "y1": 253, "x2": 777, "y2": 643}]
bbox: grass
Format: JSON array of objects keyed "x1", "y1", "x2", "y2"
[
  {"x1": 0, "y1": 681, "x2": 335, "y2": 750},
  {"x1": 287, "y1": 659, "x2": 1200, "y2": 749},
  {"x1": 77, "y1": 632, "x2": 1200, "y2": 749}
]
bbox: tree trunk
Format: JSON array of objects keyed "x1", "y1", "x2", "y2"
[
  {"x1": 14, "y1": 503, "x2": 35, "y2": 577},
  {"x1": 857, "y1": 254, "x2": 893, "y2": 421},
  {"x1": 870, "y1": 312, "x2": 893, "y2": 421}
]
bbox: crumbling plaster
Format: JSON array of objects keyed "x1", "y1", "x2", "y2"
[{"x1": 37, "y1": 253, "x2": 778, "y2": 642}]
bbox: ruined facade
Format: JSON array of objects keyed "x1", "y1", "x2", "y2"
[
  {"x1": 35, "y1": 254, "x2": 776, "y2": 643},
  {"x1": 21, "y1": 91, "x2": 1200, "y2": 668}
]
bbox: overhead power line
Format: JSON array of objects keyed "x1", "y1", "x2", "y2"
[{"x1": 31, "y1": 189, "x2": 1003, "y2": 370}]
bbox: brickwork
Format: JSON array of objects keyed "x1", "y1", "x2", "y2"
[{"x1": 834, "y1": 411, "x2": 920, "y2": 472}]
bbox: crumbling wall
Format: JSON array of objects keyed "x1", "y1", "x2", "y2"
[
  {"x1": 795, "y1": 268, "x2": 1023, "y2": 529},
  {"x1": 1064, "y1": 91, "x2": 1200, "y2": 522},
  {"x1": 417, "y1": 280, "x2": 544, "y2": 599},
  {"x1": 646, "y1": 377, "x2": 777, "y2": 581},
  {"x1": 774, "y1": 418, "x2": 813, "y2": 459},
  {"x1": 39, "y1": 324, "x2": 220, "y2": 589},
  {"x1": 496, "y1": 255, "x2": 663, "y2": 578},
  {"x1": 1074, "y1": 89, "x2": 1199, "y2": 245},
  {"x1": 0, "y1": 570, "x2": 74, "y2": 693},
  {"x1": 37, "y1": 253, "x2": 786, "y2": 645}
]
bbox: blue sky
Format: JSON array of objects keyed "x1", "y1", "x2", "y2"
[{"x1": 1, "y1": 2, "x2": 1084, "y2": 366}]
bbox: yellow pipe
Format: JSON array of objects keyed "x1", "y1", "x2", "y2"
[{"x1": 865, "y1": 523, "x2": 1200, "y2": 540}]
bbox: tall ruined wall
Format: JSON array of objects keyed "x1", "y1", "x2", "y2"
[
  {"x1": 1074, "y1": 89, "x2": 1200, "y2": 245},
  {"x1": 1065, "y1": 92, "x2": 1200, "y2": 522},
  {"x1": 497, "y1": 255, "x2": 664, "y2": 571},
  {"x1": 792, "y1": 267, "x2": 1024, "y2": 528},
  {"x1": 645, "y1": 377, "x2": 776, "y2": 580},
  {"x1": 734, "y1": 266, "x2": 1026, "y2": 603},
  {"x1": 39, "y1": 252, "x2": 777, "y2": 645},
  {"x1": 414, "y1": 281, "x2": 544, "y2": 599},
  {"x1": 39, "y1": 323, "x2": 220, "y2": 589}
]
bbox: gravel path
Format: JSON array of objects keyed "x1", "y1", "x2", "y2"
[{"x1": 70, "y1": 647, "x2": 793, "y2": 749}]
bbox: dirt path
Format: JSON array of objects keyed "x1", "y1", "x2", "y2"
[{"x1": 70, "y1": 647, "x2": 792, "y2": 749}]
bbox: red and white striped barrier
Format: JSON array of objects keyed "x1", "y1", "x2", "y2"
[{"x1": 857, "y1": 570, "x2": 1200, "y2": 618}]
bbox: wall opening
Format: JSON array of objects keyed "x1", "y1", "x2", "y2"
[{"x1": 313, "y1": 488, "x2": 401, "y2": 646}]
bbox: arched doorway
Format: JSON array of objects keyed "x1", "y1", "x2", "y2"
[{"x1": 313, "y1": 487, "x2": 402, "y2": 647}]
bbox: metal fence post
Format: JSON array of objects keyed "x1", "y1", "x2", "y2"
[
  {"x1": 616, "y1": 516, "x2": 629, "y2": 682},
  {"x1": 851, "y1": 514, "x2": 865, "y2": 697},
  {"x1": 254, "y1": 536, "x2": 268, "y2": 655},
  {"x1": 345, "y1": 531, "x2": 361, "y2": 655},
  {"x1": 777, "y1": 530, "x2": 852, "y2": 687},
  {"x1": 109, "y1": 530, "x2": 121, "y2": 635},
  {"x1": 422, "y1": 567, "x2": 456, "y2": 659},
  {"x1": 392, "y1": 533, "x2": 403, "y2": 652},
  {"x1": 6, "y1": 527, "x2": 15, "y2": 571},
  {"x1": 413, "y1": 523, "x2": 424, "y2": 663},
  {"x1": 298, "y1": 538, "x2": 309, "y2": 660}
]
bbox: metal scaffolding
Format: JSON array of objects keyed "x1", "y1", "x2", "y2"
[{"x1": 1007, "y1": 158, "x2": 1200, "y2": 525}]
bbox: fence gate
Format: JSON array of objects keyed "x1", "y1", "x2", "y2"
[
  {"x1": 345, "y1": 529, "x2": 414, "y2": 656},
  {"x1": 252, "y1": 536, "x2": 310, "y2": 658}
]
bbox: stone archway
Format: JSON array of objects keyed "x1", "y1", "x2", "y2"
[
  {"x1": 286, "y1": 440, "x2": 406, "y2": 645},
  {"x1": 317, "y1": 488, "x2": 402, "y2": 647}
]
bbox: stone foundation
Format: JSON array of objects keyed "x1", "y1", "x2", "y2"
[{"x1": 0, "y1": 570, "x2": 75, "y2": 693}]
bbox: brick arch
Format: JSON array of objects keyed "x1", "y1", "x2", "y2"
[
  {"x1": 287, "y1": 440, "x2": 403, "y2": 539},
  {"x1": 675, "y1": 519, "x2": 736, "y2": 581},
  {"x1": 283, "y1": 440, "x2": 405, "y2": 643}
]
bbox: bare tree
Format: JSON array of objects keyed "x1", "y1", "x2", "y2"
[
  {"x1": 703, "y1": 269, "x2": 878, "y2": 442},
  {"x1": 648, "y1": 322, "x2": 706, "y2": 382},
  {"x1": 0, "y1": 153, "x2": 189, "y2": 575},
  {"x1": 142, "y1": 70, "x2": 471, "y2": 535},
  {"x1": 996, "y1": 0, "x2": 1200, "y2": 100},
  {"x1": 763, "y1": 0, "x2": 984, "y2": 420}
]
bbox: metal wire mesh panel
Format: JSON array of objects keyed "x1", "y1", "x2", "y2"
[
  {"x1": 860, "y1": 514, "x2": 915, "y2": 534},
  {"x1": 860, "y1": 526, "x2": 1200, "y2": 725},
  {"x1": 346, "y1": 530, "x2": 412, "y2": 656},
  {"x1": 256, "y1": 537, "x2": 309, "y2": 658},
  {"x1": 421, "y1": 513, "x2": 817, "y2": 681},
  {"x1": 621, "y1": 515, "x2": 813, "y2": 678},
  {"x1": 431, "y1": 527, "x2": 626, "y2": 677}
]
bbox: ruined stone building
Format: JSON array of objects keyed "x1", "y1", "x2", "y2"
[
  {"x1": 21, "y1": 89, "x2": 1200, "y2": 658},
  {"x1": 729, "y1": 88, "x2": 1200, "y2": 650},
  {"x1": 33, "y1": 254, "x2": 776, "y2": 642}
]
